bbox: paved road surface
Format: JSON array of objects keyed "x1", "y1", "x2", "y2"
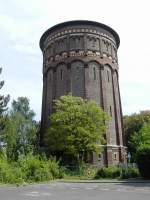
[{"x1": 0, "y1": 182, "x2": 150, "y2": 200}]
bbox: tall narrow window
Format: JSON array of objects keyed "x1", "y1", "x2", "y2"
[
  {"x1": 60, "y1": 69, "x2": 63, "y2": 80},
  {"x1": 110, "y1": 106, "x2": 112, "y2": 116},
  {"x1": 93, "y1": 67, "x2": 96, "y2": 80},
  {"x1": 107, "y1": 70, "x2": 109, "y2": 82},
  {"x1": 98, "y1": 154, "x2": 101, "y2": 161}
]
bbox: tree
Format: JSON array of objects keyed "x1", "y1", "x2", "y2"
[
  {"x1": 136, "y1": 145, "x2": 150, "y2": 179},
  {"x1": 11, "y1": 97, "x2": 35, "y2": 120},
  {"x1": 123, "y1": 111, "x2": 150, "y2": 161},
  {"x1": 124, "y1": 111, "x2": 150, "y2": 167},
  {"x1": 0, "y1": 68, "x2": 10, "y2": 133},
  {"x1": 45, "y1": 95, "x2": 109, "y2": 164},
  {"x1": 131, "y1": 122, "x2": 150, "y2": 150},
  {"x1": 3, "y1": 97, "x2": 38, "y2": 160}
]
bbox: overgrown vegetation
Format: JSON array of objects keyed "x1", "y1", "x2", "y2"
[
  {"x1": 123, "y1": 111, "x2": 150, "y2": 162},
  {"x1": 136, "y1": 145, "x2": 150, "y2": 179},
  {"x1": 0, "y1": 153, "x2": 64, "y2": 184},
  {"x1": 123, "y1": 111, "x2": 150, "y2": 179},
  {"x1": 0, "y1": 68, "x2": 10, "y2": 143},
  {"x1": 94, "y1": 166, "x2": 139, "y2": 179},
  {"x1": 2, "y1": 97, "x2": 39, "y2": 160},
  {"x1": 63, "y1": 164, "x2": 97, "y2": 180}
]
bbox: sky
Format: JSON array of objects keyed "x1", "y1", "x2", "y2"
[{"x1": 0, "y1": 0, "x2": 150, "y2": 120}]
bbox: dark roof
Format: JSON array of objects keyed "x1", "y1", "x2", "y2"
[{"x1": 40, "y1": 20, "x2": 120, "y2": 50}]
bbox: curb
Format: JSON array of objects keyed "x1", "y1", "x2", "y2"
[{"x1": 57, "y1": 179, "x2": 150, "y2": 184}]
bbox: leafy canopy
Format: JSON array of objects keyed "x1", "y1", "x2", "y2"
[
  {"x1": 45, "y1": 95, "x2": 109, "y2": 160},
  {"x1": 123, "y1": 111, "x2": 150, "y2": 161},
  {"x1": 0, "y1": 68, "x2": 10, "y2": 133},
  {"x1": 136, "y1": 145, "x2": 150, "y2": 179},
  {"x1": 2, "y1": 97, "x2": 38, "y2": 160},
  {"x1": 11, "y1": 97, "x2": 35, "y2": 120},
  {"x1": 131, "y1": 123, "x2": 150, "y2": 149}
]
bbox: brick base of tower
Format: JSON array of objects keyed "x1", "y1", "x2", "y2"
[{"x1": 91, "y1": 145, "x2": 127, "y2": 166}]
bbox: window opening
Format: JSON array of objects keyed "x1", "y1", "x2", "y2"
[
  {"x1": 60, "y1": 69, "x2": 63, "y2": 80},
  {"x1": 93, "y1": 67, "x2": 96, "y2": 80},
  {"x1": 107, "y1": 70, "x2": 109, "y2": 82},
  {"x1": 114, "y1": 153, "x2": 117, "y2": 160},
  {"x1": 110, "y1": 106, "x2": 112, "y2": 116}
]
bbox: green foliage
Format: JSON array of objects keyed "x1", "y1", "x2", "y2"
[
  {"x1": 17, "y1": 154, "x2": 53, "y2": 182},
  {"x1": 47, "y1": 157, "x2": 64, "y2": 179},
  {"x1": 11, "y1": 97, "x2": 35, "y2": 120},
  {"x1": 94, "y1": 166, "x2": 120, "y2": 179},
  {"x1": 0, "y1": 157, "x2": 23, "y2": 184},
  {"x1": 123, "y1": 111, "x2": 150, "y2": 161},
  {"x1": 120, "y1": 166, "x2": 139, "y2": 179},
  {"x1": 130, "y1": 123, "x2": 150, "y2": 157},
  {"x1": 45, "y1": 95, "x2": 109, "y2": 164},
  {"x1": 2, "y1": 97, "x2": 39, "y2": 160},
  {"x1": 138, "y1": 123, "x2": 150, "y2": 145},
  {"x1": 63, "y1": 164, "x2": 97, "y2": 180},
  {"x1": 94, "y1": 166, "x2": 139, "y2": 179},
  {"x1": 136, "y1": 145, "x2": 150, "y2": 179},
  {"x1": 0, "y1": 68, "x2": 10, "y2": 137},
  {"x1": 0, "y1": 68, "x2": 10, "y2": 116},
  {"x1": 0, "y1": 154, "x2": 64, "y2": 184}
]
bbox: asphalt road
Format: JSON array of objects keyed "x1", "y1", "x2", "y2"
[{"x1": 0, "y1": 182, "x2": 150, "y2": 200}]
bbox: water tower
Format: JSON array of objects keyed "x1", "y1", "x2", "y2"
[{"x1": 40, "y1": 20, "x2": 127, "y2": 166}]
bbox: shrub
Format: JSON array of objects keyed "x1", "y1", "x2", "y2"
[
  {"x1": 0, "y1": 154, "x2": 64, "y2": 184},
  {"x1": 63, "y1": 164, "x2": 97, "y2": 180},
  {"x1": 94, "y1": 167, "x2": 120, "y2": 179},
  {"x1": 0, "y1": 158, "x2": 24, "y2": 184},
  {"x1": 18, "y1": 154, "x2": 56, "y2": 182},
  {"x1": 120, "y1": 166, "x2": 139, "y2": 179},
  {"x1": 136, "y1": 145, "x2": 150, "y2": 179},
  {"x1": 0, "y1": 158, "x2": 12, "y2": 183},
  {"x1": 18, "y1": 154, "x2": 64, "y2": 182},
  {"x1": 48, "y1": 157, "x2": 64, "y2": 179},
  {"x1": 63, "y1": 165, "x2": 86, "y2": 178},
  {"x1": 94, "y1": 166, "x2": 139, "y2": 179}
]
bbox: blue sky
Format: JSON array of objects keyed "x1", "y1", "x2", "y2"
[{"x1": 0, "y1": 0, "x2": 150, "y2": 120}]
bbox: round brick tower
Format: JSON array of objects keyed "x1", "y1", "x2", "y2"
[{"x1": 39, "y1": 20, "x2": 127, "y2": 166}]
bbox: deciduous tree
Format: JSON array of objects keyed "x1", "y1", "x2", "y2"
[
  {"x1": 3, "y1": 97, "x2": 38, "y2": 160},
  {"x1": 45, "y1": 95, "x2": 109, "y2": 164},
  {"x1": 123, "y1": 111, "x2": 150, "y2": 161},
  {"x1": 0, "y1": 68, "x2": 10, "y2": 132}
]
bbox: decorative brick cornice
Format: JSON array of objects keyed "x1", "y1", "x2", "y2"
[{"x1": 43, "y1": 29, "x2": 117, "y2": 48}]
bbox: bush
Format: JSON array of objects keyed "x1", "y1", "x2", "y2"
[
  {"x1": 0, "y1": 158, "x2": 12, "y2": 183},
  {"x1": 18, "y1": 154, "x2": 64, "y2": 182},
  {"x1": 136, "y1": 145, "x2": 150, "y2": 179},
  {"x1": 0, "y1": 158, "x2": 24, "y2": 184},
  {"x1": 48, "y1": 157, "x2": 64, "y2": 179},
  {"x1": 94, "y1": 166, "x2": 139, "y2": 179},
  {"x1": 0, "y1": 154, "x2": 64, "y2": 184},
  {"x1": 17, "y1": 154, "x2": 52, "y2": 182},
  {"x1": 63, "y1": 164, "x2": 97, "y2": 180},
  {"x1": 120, "y1": 166, "x2": 139, "y2": 179},
  {"x1": 94, "y1": 167, "x2": 120, "y2": 179}
]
